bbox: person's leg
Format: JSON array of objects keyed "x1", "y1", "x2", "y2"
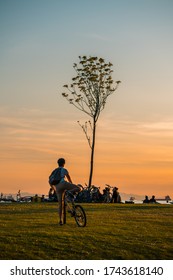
[
  {"x1": 63, "y1": 181, "x2": 81, "y2": 193},
  {"x1": 56, "y1": 190, "x2": 63, "y2": 225},
  {"x1": 56, "y1": 182, "x2": 82, "y2": 224},
  {"x1": 55, "y1": 182, "x2": 71, "y2": 224}
]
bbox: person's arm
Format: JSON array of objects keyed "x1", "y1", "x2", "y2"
[{"x1": 66, "y1": 173, "x2": 73, "y2": 183}]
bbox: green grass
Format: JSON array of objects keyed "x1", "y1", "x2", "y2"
[{"x1": 0, "y1": 203, "x2": 173, "y2": 260}]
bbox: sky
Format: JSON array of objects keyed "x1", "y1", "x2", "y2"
[{"x1": 0, "y1": 0, "x2": 173, "y2": 198}]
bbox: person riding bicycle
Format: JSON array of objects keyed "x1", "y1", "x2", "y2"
[{"x1": 50, "y1": 158, "x2": 82, "y2": 225}]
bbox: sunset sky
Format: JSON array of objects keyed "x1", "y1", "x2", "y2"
[{"x1": 1, "y1": 0, "x2": 173, "y2": 198}]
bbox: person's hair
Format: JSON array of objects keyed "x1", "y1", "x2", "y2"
[{"x1": 57, "y1": 158, "x2": 65, "y2": 166}]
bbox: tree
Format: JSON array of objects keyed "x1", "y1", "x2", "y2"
[{"x1": 62, "y1": 56, "x2": 120, "y2": 188}]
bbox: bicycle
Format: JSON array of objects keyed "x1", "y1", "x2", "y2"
[{"x1": 62, "y1": 190, "x2": 87, "y2": 227}]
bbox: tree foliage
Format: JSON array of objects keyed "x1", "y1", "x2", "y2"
[{"x1": 62, "y1": 56, "x2": 121, "y2": 121}]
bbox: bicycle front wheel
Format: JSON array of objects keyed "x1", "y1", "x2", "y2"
[{"x1": 74, "y1": 205, "x2": 86, "y2": 227}]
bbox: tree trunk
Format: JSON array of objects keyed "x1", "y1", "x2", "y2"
[{"x1": 88, "y1": 119, "x2": 96, "y2": 188}]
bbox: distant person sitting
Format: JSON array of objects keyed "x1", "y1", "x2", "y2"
[
  {"x1": 48, "y1": 186, "x2": 57, "y2": 201},
  {"x1": 150, "y1": 195, "x2": 156, "y2": 203},
  {"x1": 143, "y1": 195, "x2": 150, "y2": 203},
  {"x1": 112, "y1": 187, "x2": 121, "y2": 203}
]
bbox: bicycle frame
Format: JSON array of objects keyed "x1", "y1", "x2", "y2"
[{"x1": 62, "y1": 191, "x2": 86, "y2": 227}]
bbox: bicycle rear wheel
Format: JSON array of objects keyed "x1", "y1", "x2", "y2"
[{"x1": 74, "y1": 205, "x2": 86, "y2": 227}]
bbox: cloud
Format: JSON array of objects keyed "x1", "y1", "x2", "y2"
[
  {"x1": 1, "y1": 106, "x2": 173, "y2": 166},
  {"x1": 98, "y1": 114, "x2": 173, "y2": 137},
  {"x1": 141, "y1": 121, "x2": 173, "y2": 134},
  {"x1": 0, "y1": 106, "x2": 82, "y2": 162}
]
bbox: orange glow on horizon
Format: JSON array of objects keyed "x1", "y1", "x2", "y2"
[{"x1": 0, "y1": 107, "x2": 173, "y2": 198}]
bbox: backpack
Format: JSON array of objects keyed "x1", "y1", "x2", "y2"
[{"x1": 49, "y1": 168, "x2": 62, "y2": 185}]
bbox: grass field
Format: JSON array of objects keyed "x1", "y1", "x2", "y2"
[{"x1": 0, "y1": 202, "x2": 173, "y2": 260}]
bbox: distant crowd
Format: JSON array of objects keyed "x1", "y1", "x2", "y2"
[
  {"x1": 48, "y1": 184, "x2": 122, "y2": 203},
  {"x1": 143, "y1": 195, "x2": 157, "y2": 203},
  {"x1": 0, "y1": 189, "x2": 171, "y2": 204}
]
